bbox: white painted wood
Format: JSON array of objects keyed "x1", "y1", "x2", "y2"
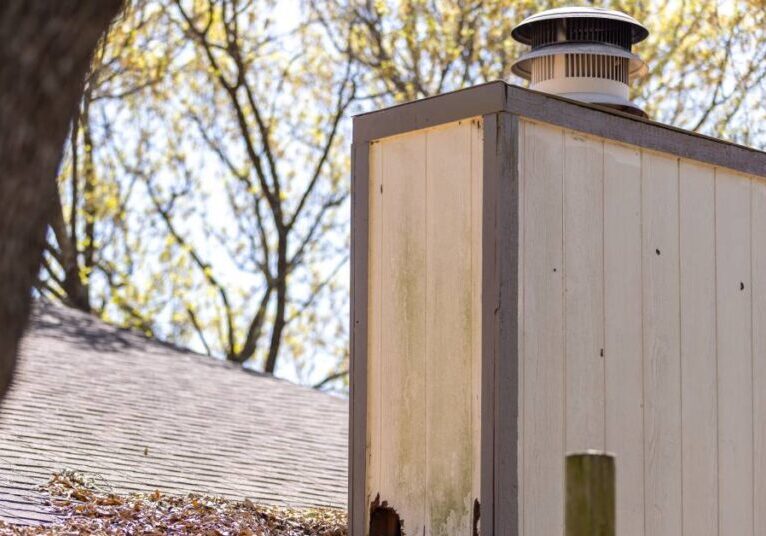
[
  {"x1": 516, "y1": 118, "x2": 526, "y2": 536},
  {"x1": 425, "y1": 121, "x2": 476, "y2": 535},
  {"x1": 603, "y1": 142, "x2": 644, "y2": 536},
  {"x1": 679, "y1": 161, "x2": 718, "y2": 536},
  {"x1": 365, "y1": 120, "x2": 483, "y2": 536},
  {"x1": 365, "y1": 141, "x2": 383, "y2": 527},
  {"x1": 379, "y1": 131, "x2": 428, "y2": 534},
  {"x1": 715, "y1": 169, "x2": 753, "y2": 536},
  {"x1": 367, "y1": 115, "x2": 766, "y2": 536},
  {"x1": 563, "y1": 131, "x2": 605, "y2": 452},
  {"x1": 752, "y1": 177, "x2": 766, "y2": 536},
  {"x1": 521, "y1": 121, "x2": 565, "y2": 536},
  {"x1": 641, "y1": 151, "x2": 682, "y2": 536},
  {"x1": 470, "y1": 118, "x2": 483, "y2": 516}
]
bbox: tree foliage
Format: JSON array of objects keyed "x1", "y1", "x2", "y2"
[
  {"x1": 38, "y1": 0, "x2": 766, "y2": 392},
  {"x1": 44, "y1": 0, "x2": 169, "y2": 327},
  {"x1": 316, "y1": 0, "x2": 766, "y2": 145},
  {"x1": 40, "y1": 0, "x2": 355, "y2": 387}
]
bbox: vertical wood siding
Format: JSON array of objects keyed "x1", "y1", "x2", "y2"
[
  {"x1": 518, "y1": 118, "x2": 765, "y2": 536},
  {"x1": 366, "y1": 119, "x2": 483, "y2": 536},
  {"x1": 521, "y1": 120, "x2": 565, "y2": 535},
  {"x1": 516, "y1": 114, "x2": 526, "y2": 536},
  {"x1": 641, "y1": 151, "x2": 682, "y2": 536},
  {"x1": 603, "y1": 142, "x2": 644, "y2": 536},
  {"x1": 679, "y1": 161, "x2": 717, "y2": 536},
  {"x1": 752, "y1": 182, "x2": 766, "y2": 535},
  {"x1": 715, "y1": 170, "x2": 753, "y2": 535}
]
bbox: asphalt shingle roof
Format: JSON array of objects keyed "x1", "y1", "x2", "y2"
[{"x1": 0, "y1": 302, "x2": 348, "y2": 525}]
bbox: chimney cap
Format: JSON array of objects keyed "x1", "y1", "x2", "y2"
[
  {"x1": 511, "y1": 42, "x2": 647, "y2": 81},
  {"x1": 511, "y1": 7, "x2": 649, "y2": 46}
]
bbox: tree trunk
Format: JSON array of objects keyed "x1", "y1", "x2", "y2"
[
  {"x1": 0, "y1": 1, "x2": 123, "y2": 398},
  {"x1": 264, "y1": 233, "x2": 288, "y2": 374},
  {"x1": 50, "y1": 192, "x2": 91, "y2": 312}
]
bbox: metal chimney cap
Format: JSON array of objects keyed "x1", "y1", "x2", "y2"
[
  {"x1": 511, "y1": 6, "x2": 649, "y2": 46},
  {"x1": 511, "y1": 42, "x2": 647, "y2": 81}
]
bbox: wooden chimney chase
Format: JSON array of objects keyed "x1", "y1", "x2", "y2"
[{"x1": 350, "y1": 82, "x2": 766, "y2": 536}]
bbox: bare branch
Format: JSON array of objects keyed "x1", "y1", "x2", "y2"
[
  {"x1": 313, "y1": 369, "x2": 348, "y2": 390},
  {"x1": 187, "y1": 307, "x2": 213, "y2": 356}
]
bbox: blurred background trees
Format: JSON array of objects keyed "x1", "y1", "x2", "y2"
[
  {"x1": 38, "y1": 0, "x2": 766, "y2": 391},
  {"x1": 41, "y1": 0, "x2": 356, "y2": 388},
  {"x1": 319, "y1": 0, "x2": 766, "y2": 143}
]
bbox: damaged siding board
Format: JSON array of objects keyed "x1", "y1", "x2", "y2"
[
  {"x1": 366, "y1": 120, "x2": 483, "y2": 536},
  {"x1": 470, "y1": 117, "x2": 483, "y2": 529},
  {"x1": 379, "y1": 131, "x2": 427, "y2": 535},
  {"x1": 426, "y1": 121, "x2": 476, "y2": 535},
  {"x1": 365, "y1": 142, "x2": 383, "y2": 528}
]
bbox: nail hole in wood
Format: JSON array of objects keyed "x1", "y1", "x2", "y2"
[
  {"x1": 369, "y1": 494, "x2": 403, "y2": 536},
  {"x1": 656, "y1": 248, "x2": 661, "y2": 256},
  {"x1": 741, "y1": 282, "x2": 745, "y2": 291}
]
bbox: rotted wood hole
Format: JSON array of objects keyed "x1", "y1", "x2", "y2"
[
  {"x1": 368, "y1": 495, "x2": 481, "y2": 535},
  {"x1": 472, "y1": 498, "x2": 480, "y2": 536},
  {"x1": 369, "y1": 494, "x2": 403, "y2": 536}
]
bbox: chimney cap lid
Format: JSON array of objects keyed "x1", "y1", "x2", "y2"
[{"x1": 511, "y1": 7, "x2": 649, "y2": 46}]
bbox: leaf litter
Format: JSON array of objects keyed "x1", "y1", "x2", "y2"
[{"x1": 0, "y1": 471, "x2": 347, "y2": 535}]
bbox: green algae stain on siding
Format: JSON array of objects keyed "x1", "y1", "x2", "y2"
[
  {"x1": 417, "y1": 120, "x2": 480, "y2": 536},
  {"x1": 370, "y1": 121, "x2": 482, "y2": 536},
  {"x1": 380, "y1": 130, "x2": 428, "y2": 534},
  {"x1": 391, "y1": 229, "x2": 426, "y2": 498},
  {"x1": 425, "y1": 284, "x2": 475, "y2": 535}
]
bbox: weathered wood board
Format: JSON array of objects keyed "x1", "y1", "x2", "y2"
[
  {"x1": 356, "y1": 91, "x2": 766, "y2": 536},
  {"x1": 518, "y1": 118, "x2": 764, "y2": 536},
  {"x1": 365, "y1": 118, "x2": 483, "y2": 536}
]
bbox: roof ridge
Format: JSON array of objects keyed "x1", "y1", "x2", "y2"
[{"x1": 29, "y1": 299, "x2": 337, "y2": 397}]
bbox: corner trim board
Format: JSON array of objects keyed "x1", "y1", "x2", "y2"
[
  {"x1": 350, "y1": 141, "x2": 370, "y2": 536},
  {"x1": 481, "y1": 112, "x2": 521, "y2": 536},
  {"x1": 353, "y1": 82, "x2": 507, "y2": 145}
]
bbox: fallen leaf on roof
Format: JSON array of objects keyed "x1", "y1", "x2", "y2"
[{"x1": 0, "y1": 471, "x2": 347, "y2": 535}]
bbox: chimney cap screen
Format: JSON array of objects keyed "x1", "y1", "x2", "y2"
[
  {"x1": 511, "y1": 7, "x2": 649, "y2": 47},
  {"x1": 511, "y1": 42, "x2": 646, "y2": 81}
]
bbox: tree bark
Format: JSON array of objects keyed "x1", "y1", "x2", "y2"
[
  {"x1": 264, "y1": 233, "x2": 288, "y2": 374},
  {"x1": 0, "y1": 1, "x2": 123, "y2": 398}
]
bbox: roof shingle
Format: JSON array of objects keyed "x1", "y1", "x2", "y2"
[{"x1": 0, "y1": 302, "x2": 348, "y2": 525}]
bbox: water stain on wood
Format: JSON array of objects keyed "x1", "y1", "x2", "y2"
[{"x1": 369, "y1": 494, "x2": 403, "y2": 536}]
